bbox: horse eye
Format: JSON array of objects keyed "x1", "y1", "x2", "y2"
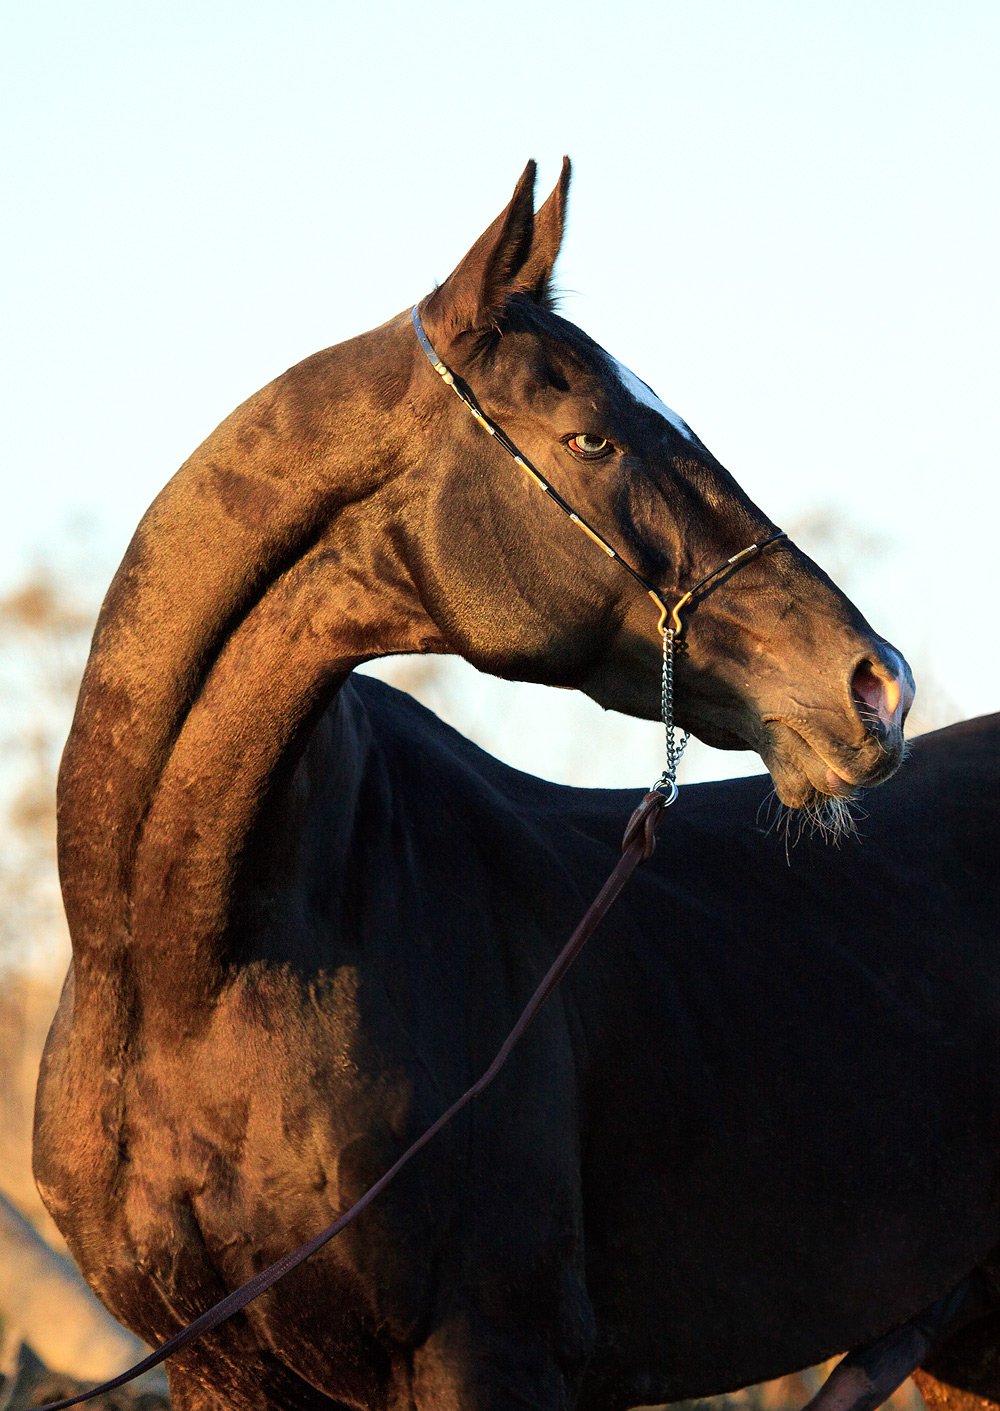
[{"x1": 566, "y1": 434, "x2": 613, "y2": 460}]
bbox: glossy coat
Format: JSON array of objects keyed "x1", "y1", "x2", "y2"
[{"x1": 36, "y1": 162, "x2": 999, "y2": 1411}]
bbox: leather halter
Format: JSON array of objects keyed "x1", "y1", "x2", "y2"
[
  {"x1": 410, "y1": 304, "x2": 787, "y2": 637},
  {"x1": 411, "y1": 302, "x2": 787, "y2": 800}
]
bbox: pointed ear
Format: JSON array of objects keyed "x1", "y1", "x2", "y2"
[
  {"x1": 424, "y1": 161, "x2": 537, "y2": 342},
  {"x1": 514, "y1": 156, "x2": 571, "y2": 307}
]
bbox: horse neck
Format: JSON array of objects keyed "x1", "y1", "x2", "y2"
[{"x1": 57, "y1": 317, "x2": 441, "y2": 1010}]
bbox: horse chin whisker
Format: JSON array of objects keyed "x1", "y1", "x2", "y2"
[
  {"x1": 756, "y1": 784, "x2": 783, "y2": 831},
  {"x1": 761, "y1": 786, "x2": 866, "y2": 858},
  {"x1": 793, "y1": 793, "x2": 865, "y2": 849}
]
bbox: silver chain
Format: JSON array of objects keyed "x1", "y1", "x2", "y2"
[{"x1": 651, "y1": 625, "x2": 689, "y2": 804}]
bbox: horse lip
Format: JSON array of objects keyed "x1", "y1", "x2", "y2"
[{"x1": 761, "y1": 714, "x2": 875, "y2": 794}]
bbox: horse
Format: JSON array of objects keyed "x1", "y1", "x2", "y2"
[{"x1": 34, "y1": 158, "x2": 1000, "y2": 1411}]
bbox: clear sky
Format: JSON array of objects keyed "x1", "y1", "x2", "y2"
[{"x1": 2, "y1": 1, "x2": 997, "y2": 788}]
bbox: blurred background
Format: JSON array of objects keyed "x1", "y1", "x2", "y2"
[{"x1": 1, "y1": 0, "x2": 996, "y2": 1403}]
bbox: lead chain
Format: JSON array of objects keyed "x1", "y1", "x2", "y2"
[{"x1": 652, "y1": 625, "x2": 689, "y2": 805}]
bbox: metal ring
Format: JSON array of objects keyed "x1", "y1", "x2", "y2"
[{"x1": 651, "y1": 776, "x2": 679, "y2": 807}]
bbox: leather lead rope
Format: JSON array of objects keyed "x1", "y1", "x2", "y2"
[{"x1": 34, "y1": 792, "x2": 669, "y2": 1411}]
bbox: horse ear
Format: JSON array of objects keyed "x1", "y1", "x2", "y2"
[
  {"x1": 424, "y1": 161, "x2": 537, "y2": 342},
  {"x1": 514, "y1": 156, "x2": 571, "y2": 307}
]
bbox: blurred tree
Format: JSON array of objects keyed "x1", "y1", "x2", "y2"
[
  {"x1": 0, "y1": 572, "x2": 93, "y2": 971},
  {"x1": 0, "y1": 570, "x2": 94, "y2": 1246}
]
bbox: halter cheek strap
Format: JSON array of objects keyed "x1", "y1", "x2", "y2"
[{"x1": 411, "y1": 304, "x2": 787, "y2": 796}]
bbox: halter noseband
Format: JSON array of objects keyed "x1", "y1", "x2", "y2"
[{"x1": 411, "y1": 304, "x2": 786, "y2": 797}]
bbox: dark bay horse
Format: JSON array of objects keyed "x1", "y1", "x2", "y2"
[{"x1": 35, "y1": 160, "x2": 1000, "y2": 1411}]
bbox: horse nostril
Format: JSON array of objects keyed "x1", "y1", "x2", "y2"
[{"x1": 851, "y1": 660, "x2": 904, "y2": 733}]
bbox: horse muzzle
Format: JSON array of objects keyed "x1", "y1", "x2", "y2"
[{"x1": 758, "y1": 643, "x2": 915, "y2": 805}]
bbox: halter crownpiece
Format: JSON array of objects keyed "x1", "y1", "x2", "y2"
[{"x1": 411, "y1": 303, "x2": 787, "y2": 800}]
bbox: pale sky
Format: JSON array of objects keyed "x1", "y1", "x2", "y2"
[{"x1": 2, "y1": 1, "x2": 997, "y2": 788}]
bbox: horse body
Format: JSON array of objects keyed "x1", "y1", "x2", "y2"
[{"x1": 35, "y1": 161, "x2": 999, "y2": 1410}]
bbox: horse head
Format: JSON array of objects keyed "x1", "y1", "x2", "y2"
[{"x1": 408, "y1": 158, "x2": 913, "y2": 808}]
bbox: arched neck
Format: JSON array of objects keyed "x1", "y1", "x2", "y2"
[{"x1": 57, "y1": 319, "x2": 443, "y2": 1006}]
